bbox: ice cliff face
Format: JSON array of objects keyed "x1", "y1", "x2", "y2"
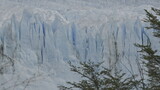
[{"x1": 0, "y1": 0, "x2": 160, "y2": 90}]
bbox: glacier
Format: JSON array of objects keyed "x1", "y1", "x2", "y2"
[{"x1": 0, "y1": 0, "x2": 160, "y2": 90}]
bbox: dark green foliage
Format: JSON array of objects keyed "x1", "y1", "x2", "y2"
[
  {"x1": 135, "y1": 7, "x2": 160, "y2": 90},
  {"x1": 135, "y1": 43, "x2": 160, "y2": 90},
  {"x1": 100, "y1": 68, "x2": 140, "y2": 90},
  {"x1": 58, "y1": 60, "x2": 140, "y2": 90},
  {"x1": 144, "y1": 8, "x2": 160, "y2": 37}
]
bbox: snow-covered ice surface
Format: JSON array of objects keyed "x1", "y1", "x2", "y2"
[{"x1": 0, "y1": 0, "x2": 160, "y2": 90}]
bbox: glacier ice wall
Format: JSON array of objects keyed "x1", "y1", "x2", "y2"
[
  {"x1": 0, "y1": 9, "x2": 152, "y2": 72},
  {"x1": 0, "y1": 0, "x2": 160, "y2": 89}
]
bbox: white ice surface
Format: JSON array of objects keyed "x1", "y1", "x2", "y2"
[{"x1": 0, "y1": 0, "x2": 160, "y2": 90}]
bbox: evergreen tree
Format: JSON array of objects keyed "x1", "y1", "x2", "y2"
[
  {"x1": 58, "y1": 60, "x2": 140, "y2": 90},
  {"x1": 135, "y1": 7, "x2": 160, "y2": 90}
]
